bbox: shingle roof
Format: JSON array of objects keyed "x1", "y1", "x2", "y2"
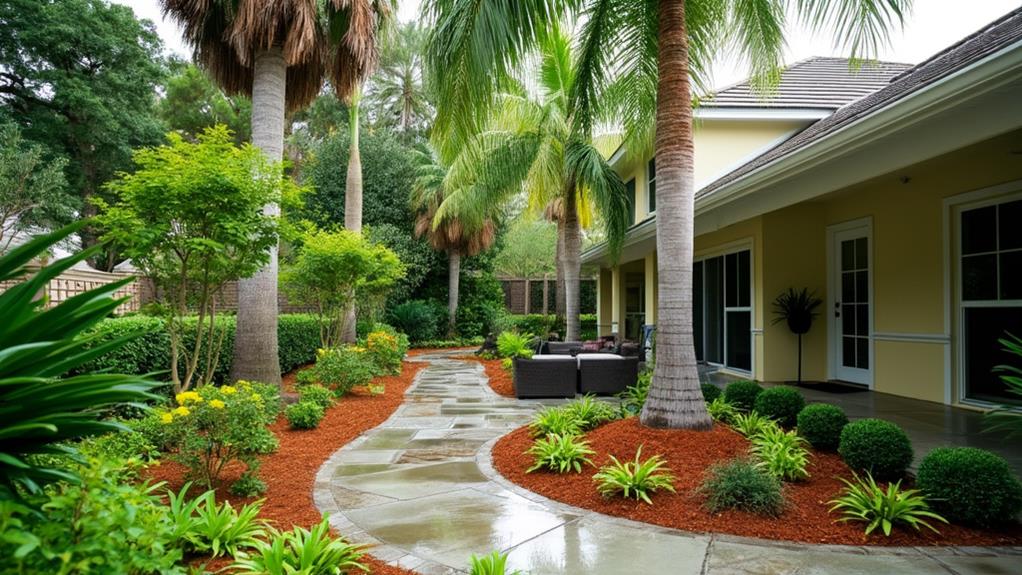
[
  {"x1": 697, "y1": 7, "x2": 1022, "y2": 199},
  {"x1": 699, "y1": 57, "x2": 912, "y2": 111}
]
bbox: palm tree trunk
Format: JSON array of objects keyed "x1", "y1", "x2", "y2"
[
  {"x1": 231, "y1": 48, "x2": 284, "y2": 386},
  {"x1": 448, "y1": 250, "x2": 461, "y2": 336},
  {"x1": 555, "y1": 215, "x2": 566, "y2": 323},
  {"x1": 341, "y1": 85, "x2": 363, "y2": 344},
  {"x1": 563, "y1": 187, "x2": 582, "y2": 342},
  {"x1": 640, "y1": 0, "x2": 712, "y2": 429}
]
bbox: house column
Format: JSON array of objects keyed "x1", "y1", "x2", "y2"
[
  {"x1": 611, "y1": 265, "x2": 622, "y2": 337},
  {"x1": 597, "y1": 268, "x2": 613, "y2": 336},
  {"x1": 644, "y1": 251, "x2": 657, "y2": 326}
]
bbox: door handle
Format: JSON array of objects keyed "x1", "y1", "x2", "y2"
[{"x1": 834, "y1": 301, "x2": 841, "y2": 318}]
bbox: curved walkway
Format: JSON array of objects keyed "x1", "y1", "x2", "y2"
[{"x1": 315, "y1": 350, "x2": 1021, "y2": 575}]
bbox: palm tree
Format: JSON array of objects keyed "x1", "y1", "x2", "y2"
[
  {"x1": 161, "y1": 0, "x2": 383, "y2": 384},
  {"x1": 367, "y1": 22, "x2": 433, "y2": 135},
  {"x1": 411, "y1": 145, "x2": 498, "y2": 336},
  {"x1": 433, "y1": 27, "x2": 629, "y2": 342},
  {"x1": 425, "y1": 0, "x2": 910, "y2": 428}
]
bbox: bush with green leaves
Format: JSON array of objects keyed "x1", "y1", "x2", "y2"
[
  {"x1": 363, "y1": 325, "x2": 409, "y2": 374},
  {"x1": 838, "y1": 419, "x2": 913, "y2": 481},
  {"x1": 563, "y1": 395, "x2": 617, "y2": 430},
  {"x1": 730, "y1": 411, "x2": 778, "y2": 438},
  {"x1": 796, "y1": 403, "x2": 848, "y2": 451},
  {"x1": 750, "y1": 425, "x2": 811, "y2": 481},
  {"x1": 231, "y1": 516, "x2": 368, "y2": 575},
  {"x1": 469, "y1": 550, "x2": 520, "y2": 575},
  {"x1": 915, "y1": 447, "x2": 1022, "y2": 527},
  {"x1": 618, "y1": 369, "x2": 651, "y2": 417},
  {"x1": 701, "y1": 383, "x2": 722, "y2": 403},
  {"x1": 723, "y1": 380, "x2": 763, "y2": 411},
  {"x1": 707, "y1": 396, "x2": 739, "y2": 424},
  {"x1": 699, "y1": 458, "x2": 785, "y2": 517},
  {"x1": 829, "y1": 472, "x2": 947, "y2": 536},
  {"x1": 497, "y1": 331, "x2": 536, "y2": 359},
  {"x1": 593, "y1": 447, "x2": 677, "y2": 504},
  {"x1": 529, "y1": 406, "x2": 582, "y2": 437},
  {"x1": 753, "y1": 386, "x2": 805, "y2": 428},
  {"x1": 0, "y1": 225, "x2": 160, "y2": 502},
  {"x1": 286, "y1": 401, "x2": 326, "y2": 430},
  {"x1": 527, "y1": 433, "x2": 596, "y2": 473},
  {"x1": 182, "y1": 489, "x2": 268, "y2": 557},
  {"x1": 76, "y1": 426, "x2": 161, "y2": 464},
  {"x1": 984, "y1": 333, "x2": 1022, "y2": 439},
  {"x1": 298, "y1": 384, "x2": 335, "y2": 410},
  {"x1": 388, "y1": 300, "x2": 441, "y2": 343},
  {"x1": 309, "y1": 346, "x2": 381, "y2": 395}
]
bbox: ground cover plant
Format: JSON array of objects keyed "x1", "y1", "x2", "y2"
[
  {"x1": 829, "y1": 472, "x2": 947, "y2": 537},
  {"x1": 915, "y1": 447, "x2": 1022, "y2": 527},
  {"x1": 700, "y1": 458, "x2": 785, "y2": 516},
  {"x1": 527, "y1": 433, "x2": 596, "y2": 473},
  {"x1": 838, "y1": 419, "x2": 913, "y2": 481},
  {"x1": 593, "y1": 447, "x2": 677, "y2": 504}
]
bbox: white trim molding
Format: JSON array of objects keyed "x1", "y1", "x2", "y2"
[
  {"x1": 694, "y1": 107, "x2": 832, "y2": 121},
  {"x1": 872, "y1": 332, "x2": 951, "y2": 344}
]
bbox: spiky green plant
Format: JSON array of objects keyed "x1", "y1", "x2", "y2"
[
  {"x1": 186, "y1": 491, "x2": 268, "y2": 557},
  {"x1": 526, "y1": 433, "x2": 596, "y2": 474},
  {"x1": 528, "y1": 406, "x2": 582, "y2": 438},
  {"x1": 564, "y1": 395, "x2": 617, "y2": 430},
  {"x1": 231, "y1": 516, "x2": 368, "y2": 575},
  {"x1": 706, "y1": 396, "x2": 739, "y2": 424},
  {"x1": 829, "y1": 472, "x2": 948, "y2": 536},
  {"x1": 731, "y1": 411, "x2": 779, "y2": 438},
  {"x1": 984, "y1": 333, "x2": 1022, "y2": 438},
  {"x1": 593, "y1": 446, "x2": 676, "y2": 504},
  {"x1": 750, "y1": 426, "x2": 811, "y2": 482},
  {"x1": 469, "y1": 550, "x2": 520, "y2": 575}
]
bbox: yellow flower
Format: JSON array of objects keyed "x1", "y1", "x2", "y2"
[
  {"x1": 237, "y1": 380, "x2": 252, "y2": 389},
  {"x1": 176, "y1": 391, "x2": 203, "y2": 405},
  {"x1": 209, "y1": 399, "x2": 225, "y2": 409},
  {"x1": 172, "y1": 406, "x2": 190, "y2": 417},
  {"x1": 221, "y1": 385, "x2": 237, "y2": 395},
  {"x1": 160, "y1": 412, "x2": 174, "y2": 424},
  {"x1": 251, "y1": 393, "x2": 262, "y2": 402}
]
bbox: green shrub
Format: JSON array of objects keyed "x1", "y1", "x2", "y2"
[
  {"x1": 246, "y1": 380, "x2": 284, "y2": 421},
  {"x1": 618, "y1": 369, "x2": 651, "y2": 417},
  {"x1": 185, "y1": 490, "x2": 268, "y2": 557},
  {"x1": 298, "y1": 384, "x2": 335, "y2": 409},
  {"x1": 527, "y1": 434, "x2": 596, "y2": 473},
  {"x1": 77, "y1": 427, "x2": 160, "y2": 464},
  {"x1": 592, "y1": 446, "x2": 677, "y2": 504},
  {"x1": 388, "y1": 300, "x2": 440, "y2": 342},
  {"x1": 277, "y1": 314, "x2": 324, "y2": 373},
  {"x1": 829, "y1": 472, "x2": 947, "y2": 536},
  {"x1": 797, "y1": 404, "x2": 848, "y2": 450},
  {"x1": 529, "y1": 406, "x2": 582, "y2": 437},
  {"x1": 286, "y1": 401, "x2": 326, "y2": 430},
  {"x1": 707, "y1": 396, "x2": 739, "y2": 424},
  {"x1": 915, "y1": 447, "x2": 1022, "y2": 527},
  {"x1": 723, "y1": 380, "x2": 763, "y2": 411},
  {"x1": 497, "y1": 331, "x2": 535, "y2": 359},
  {"x1": 364, "y1": 328, "x2": 408, "y2": 375},
  {"x1": 412, "y1": 337, "x2": 485, "y2": 349},
  {"x1": 310, "y1": 346, "x2": 381, "y2": 395},
  {"x1": 469, "y1": 550, "x2": 520, "y2": 575},
  {"x1": 699, "y1": 458, "x2": 785, "y2": 516},
  {"x1": 231, "y1": 516, "x2": 367, "y2": 575},
  {"x1": 701, "y1": 383, "x2": 722, "y2": 403},
  {"x1": 750, "y1": 425, "x2": 811, "y2": 481},
  {"x1": 563, "y1": 395, "x2": 617, "y2": 430},
  {"x1": 838, "y1": 419, "x2": 913, "y2": 481},
  {"x1": 730, "y1": 411, "x2": 778, "y2": 438},
  {"x1": 753, "y1": 386, "x2": 805, "y2": 427}
]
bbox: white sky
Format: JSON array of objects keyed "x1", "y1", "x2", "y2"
[{"x1": 117, "y1": 0, "x2": 1020, "y2": 90}]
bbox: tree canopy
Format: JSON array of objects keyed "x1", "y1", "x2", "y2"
[
  {"x1": 0, "y1": 123, "x2": 73, "y2": 254},
  {"x1": 159, "y1": 61, "x2": 252, "y2": 144}
]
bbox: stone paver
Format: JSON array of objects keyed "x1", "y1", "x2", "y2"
[{"x1": 315, "y1": 350, "x2": 1022, "y2": 574}]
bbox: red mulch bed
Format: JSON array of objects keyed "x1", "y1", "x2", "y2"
[
  {"x1": 148, "y1": 360, "x2": 426, "y2": 575},
  {"x1": 492, "y1": 418, "x2": 1022, "y2": 547},
  {"x1": 460, "y1": 356, "x2": 515, "y2": 397}
]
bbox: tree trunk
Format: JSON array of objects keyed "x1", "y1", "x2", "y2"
[
  {"x1": 640, "y1": 0, "x2": 712, "y2": 430},
  {"x1": 341, "y1": 85, "x2": 363, "y2": 344},
  {"x1": 563, "y1": 187, "x2": 582, "y2": 342},
  {"x1": 448, "y1": 251, "x2": 461, "y2": 336},
  {"x1": 231, "y1": 48, "x2": 284, "y2": 386},
  {"x1": 555, "y1": 215, "x2": 566, "y2": 322}
]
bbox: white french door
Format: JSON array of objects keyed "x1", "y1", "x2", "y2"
[{"x1": 830, "y1": 223, "x2": 873, "y2": 386}]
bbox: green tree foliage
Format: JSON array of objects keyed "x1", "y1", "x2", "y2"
[
  {"x1": 366, "y1": 223, "x2": 444, "y2": 304},
  {"x1": 159, "y1": 61, "x2": 252, "y2": 144},
  {"x1": 0, "y1": 122, "x2": 74, "y2": 254},
  {"x1": 96, "y1": 126, "x2": 287, "y2": 393},
  {"x1": 282, "y1": 229, "x2": 405, "y2": 348},
  {"x1": 365, "y1": 21, "x2": 433, "y2": 136},
  {"x1": 0, "y1": 0, "x2": 166, "y2": 260},
  {"x1": 494, "y1": 218, "x2": 557, "y2": 278}
]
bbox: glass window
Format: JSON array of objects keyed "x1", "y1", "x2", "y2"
[
  {"x1": 692, "y1": 249, "x2": 752, "y2": 372},
  {"x1": 625, "y1": 178, "x2": 636, "y2": 225},
  {"x1": 647, "y1": 158, "x2": 656, "y2": 213}
]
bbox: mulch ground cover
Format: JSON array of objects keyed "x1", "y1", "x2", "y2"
[
  {"x1": 149, "y1": 357, "x2": 428, "y2": 575},
  {"x1": 492, "y1": 417, "x2": 1022, "y2": 547},
  {"x1": 460, "y1": 356, "x2": 515, "y2": 397}
]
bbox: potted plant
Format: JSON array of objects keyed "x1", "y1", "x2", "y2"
[{"x1": 772, "y1": 287, "x2": 823, "y2": 384}]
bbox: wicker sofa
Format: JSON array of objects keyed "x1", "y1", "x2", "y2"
[
  {"x1": 512, "y1": 355, "x2": 578, "y2": 398},
  {"x1": 578, "y1": 354, "x2": 639, "y2": 395}
]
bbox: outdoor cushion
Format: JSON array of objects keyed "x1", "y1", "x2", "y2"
[
  {"x1": 530, "y1": 354, "x2": 575, "y2": 360},
  {"x1": 577, "y1": 353, "x2": 624, "y2": 360}
]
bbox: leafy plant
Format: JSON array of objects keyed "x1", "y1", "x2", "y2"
[
  {"x1": 528, "y1": 406, "x2": 582, "y2": 437},
  {"x1": 593, "y1": 446, "x2": 677, "y2": 504},
  {"x1": 185, "y1": 490, "x2": 268, "y2": 557},
  {"x1": 753, "y1": 386, "x2": 805, "y2": 428},
  {"x1": 0, "y1": 224, "x2": 160, "y2": 502},
  {"x1": 231, "y1": 516, "x2": 368, "y2": 575},
  {"x1": 299, "y1": 384, "x2": 335, "y2": 409},
  {"x1": 563, "y1": 395, "x2": 617, "y2": 430},
  {"x1": 701, "y1": 383, "x2": 722, "y2": 403},
  {"x1": 699, "y1": 458, "x2": 785, "y2": 517},
  {"x1": 526, "y1": 433, "x2": 596, "y2": 473},
  {"x1": 750, "y1": 426, "x2": 811, "y2": 481},
  {"x1": 984, "y1": 333, "x2": 1022, "y2": 438},
  {"x1": 730, "y1": 411, "x2": 778, "y2": 438},
  {"x1": 915, "y1": 447, "x2": 1022, "y2": 527},
  {"x1": 469, "y1": 550, "x2": 520, "y2": 575},
  {"x1": 618, "y1": 369, "x2": 651, "y2": 417},
  {"x1": 286, "y1": 401, "x2": 326, "y2": 430},
  {"x1": 364, "y1": 328, "x2": 408, "y2": 375},
  {"x1": 497, "y1": 331, "x2": 536, "y2": 359},
  {"x1": 707, "y1": 396, "x2": 739, "y2": 424},
  {"x1": 723, "y1": 380, "x2": 763, "y2": 412},
  {"x1": 309, "y1": 346, "x2": 381, "y2": 395},
  {"x1": 388, "y1": 300, "x2": 441, "y2": 343},
  {"x1": 838, "y1": 419, "x2": 913, "y2": 481},
  {"x1": 829, "y1": 472, "x2": 947, "y2": 536},
  {"x1": 796, "y1": 403, "x2": 848, "y2": 451},
  {"x1": 771, "y1": 288, "x2": 823, "y2": 383}
]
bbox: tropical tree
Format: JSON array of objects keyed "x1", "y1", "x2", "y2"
[
  {"x1": 159, "y1": 60, "x2": 252, "y2": 143},
  {"x1": 160, "y1": 0, "x2": 382, "y2": 384},
  {"x1": 425, "y1": 0, "x2": 910, "y2": 428},
  {"x1": 366, "y1": 22, "x2": 433, "y2": 135}
]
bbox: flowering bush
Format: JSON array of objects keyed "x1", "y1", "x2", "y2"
[
  {"x1": 158, "y1": 382, "x2": 279, "y2": 495},
  {"x1": 365, "y1": 329, "x2": 407, "y2": 375},
  {"x1": 309, "y1": 346, "x2": 380, "y2": 395}
]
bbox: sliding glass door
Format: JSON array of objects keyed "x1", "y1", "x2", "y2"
[{"x1": 693, "y1": 249, "x2": 752, "y2": 373}]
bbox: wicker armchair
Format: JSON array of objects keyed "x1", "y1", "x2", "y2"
[
  {"x1": 513, "y1": 356, "x2": 578, "y2": 398},
  {"x1": 578, "y1": 355, "x2": 639, "y2": 395},
  {"x1": 546, "y1": 341, "x2": 583, "y2": 355}
]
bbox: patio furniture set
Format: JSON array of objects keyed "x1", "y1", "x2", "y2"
[{"x1": 512, "y1": 335, "x2": 646, "y2": 399}]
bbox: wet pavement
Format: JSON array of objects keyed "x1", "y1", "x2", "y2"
[{"x1": 315, "y1": 350, "x2": 1022, "y2": 574}]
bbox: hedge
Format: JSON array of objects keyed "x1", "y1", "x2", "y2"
[
  {"x1": 504, "y1": 314, "x2": 598, "y2": 341},
  {"x1": 76, "y1": 314, "x2": 321, "y2": 384}
]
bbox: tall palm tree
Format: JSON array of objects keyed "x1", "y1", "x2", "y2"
[
  {"x1": 425, "y1": 0, "x2": 910, "y2": 428},
  {"x1": 367, "y1": 22, "x2": 433, "y2": 135},
  {"x1": 161, "y1": 0, "x2": 383, "y2": 384}
]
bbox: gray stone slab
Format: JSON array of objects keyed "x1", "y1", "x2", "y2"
[
  {"x1": 930, "y1": 555, "x2": 1022, "y2": 575},
  {"x1": 704, "y1": 540, "x2": 947, "y2": 575},
  {"x1": 335, "y1": 460, "x2": 489, "y2": 499}
]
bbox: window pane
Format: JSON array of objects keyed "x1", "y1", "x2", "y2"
[
  {"x1": 625, "y1": 179, "x2": 636, "y2": 224},
  {"x1": 999, "y1": 200, "x2": 1022, "y2": 250},
  {"x1": 856, "y1": 337, "x2": 869, "y2": 369},
  {"x1": 738, "y1": 250, "x2": 751, "y2": 307},
  {"x1": 856, "y1": 304, "x2": 869, "y2": 337},
  {"x1": 704, "y1": 257, "x2": 723, "y2": 364},
  {"x1": 648, "y1": 181, "x2": 656, "y2": 213},
  {"x1": 725, "y1": 253, "x2": 738, "y2": 307},
  {"x1": 964, "y1": 306, "x2": 1022, "y2": 404},
  {"x1": 962, "y1": 205, "x2": 997, "y2": 255},
  {"x1": 841, "y1": 240, "x2": 855, "y2": 271},
  {"x1": 842, "y1": 304, "x2": 856, "y2": 335},
  {"x1": 693, "y1": 261, "x2": 703, "y2": 361},
  {"x1": 842, "y1": 337, "x2": 856, "y2": 368},
  {"x1": 841, "y1": 272, "x2": 855, "y2": 303},
  {"x1": 962, "y1": 254, "x2": 997, "y2": 301},
  {"x1": 856, "y1": 271, "x2": 868, "y2": 304},
  {"x1": 855, "y1": 237, "x2": 868, "y2": 269},
  {"x1": 1001, "y1": 251, "x2": 1022, "y2": 300},
  {"x1": 726, "y1": 311, "x2": 751, "y2": 371}
]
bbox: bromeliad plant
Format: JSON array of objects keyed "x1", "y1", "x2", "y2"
[
  {"x1": 563, "y1": 395, "x2": 617, "y2": 430},
  {"x1": 730, "y1": 411, "x2": 779, "y2": 438},
  {"x1": 528, "y1": 406, "x2": 583, "y2": 438},
  {"x1": 829, "y1": 472, "x2": 948, "y2": 536},
  {"x1": 706, "y1": 396, "x2": 739, "y2": 424},
  {"x1": 184, "y1": 490, "x2": 268, "y2": 557},
  {"x1": 469, "y1": 550, "x2": 520, "y2": 575},
  {"x1": 0, "y1": 224, "x2": 160, "y2": 503},
  {"x1": 231, "y1": 516, "x2": 368, "y2": 575},
  {"x1": 526, "y1": 433, "x2": 596, "y2": 474},
  {"x1": 750, "y1": 425, "x2": 811, "y2": 481},
  {"x1": 593, "y1": 446, "x2": 677, "y2": 504}
]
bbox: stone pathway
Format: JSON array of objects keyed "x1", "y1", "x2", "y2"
[{"x1": 315, "y1": 351, "x2": 1022, "y2": 575}]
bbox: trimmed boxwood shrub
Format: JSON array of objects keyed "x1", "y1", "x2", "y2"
[
  {"x1": 916, "y1": 447, "x2": 1022, "y2": 527},
  {"x1": 723, "y1": 380, "x2": 763, "y2": 412},
  {"x1": 796, "y1": 403, "x2": 848, "y2": 450},
  {"x1": 838, "y1": 419, "x2": 913, "y2": 481},
  {"x1": 701, "y1": 383, "x2": 722, "y2": 403},
  {"x1": 753, "y1": 386, "x2": 805, "y2": 427}
]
